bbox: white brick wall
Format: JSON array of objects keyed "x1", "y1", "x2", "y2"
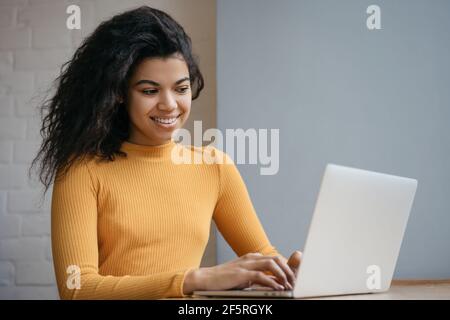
[
  {"x1": 0, "y1": 0, "x2": 80, "y2": 300},
  {"x1": 0, "y1": 28, "x2": 32, "y2": 49},
  {"x1": 0, "y1": 95, "x2": 13, "y2": 116},
  {"x1": 0, "y1": 0, "x2": 216, "y2": 300},
  {"x1": 0, "y1": 52, "x2": 13, "y2": 73}
]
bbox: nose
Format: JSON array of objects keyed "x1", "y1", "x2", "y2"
[{"x1": 157, "y1": 90, "x2": 177, "y2": 111}]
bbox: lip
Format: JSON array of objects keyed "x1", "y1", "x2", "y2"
[
  {"x1": 149, "y1": 114, "x2": 181, "y2": 129},
  {"x1": 150, "y1": 114, "x2": 181, "y2": 120}
]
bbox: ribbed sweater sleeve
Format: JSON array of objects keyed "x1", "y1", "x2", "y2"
[
  {"x1": 212, "y1": 151, "x2": 282, "y2": 258},
  {"x1": 51, "y1": 160, "x2": 193, "y2": 300}
]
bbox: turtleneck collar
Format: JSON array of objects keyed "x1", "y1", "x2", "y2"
[{"x1": 120, "y1": 138, "x2": 177, "y2": 160}]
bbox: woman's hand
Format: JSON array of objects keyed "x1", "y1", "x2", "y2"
[
  {"x1": 286, "y1": 250, "x2": 302, "y2": 277},
  {"x1": 183, "y1": 251, "x2": 302, "y2": 295}
]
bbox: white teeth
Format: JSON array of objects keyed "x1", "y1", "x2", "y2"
[{"x1": 152, "y1": 117, "x2": 178, "y2": 124}]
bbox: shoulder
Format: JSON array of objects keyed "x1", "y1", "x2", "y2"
[{"x1": 55, "y1": 155, "x2": 105, "y2": 188}]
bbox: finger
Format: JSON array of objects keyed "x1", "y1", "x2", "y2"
[
  {"x1": 240, "y1": 253, "x2": 296, "y2": 289},
  {"x1": 288, "y1": 251, "x2": 302, "y2": 276},
  {"x1": 288, "y1": 251, "x2": 302, "y2": 267},
  {"x1": 271, "y1": 255, "x2": 296, "y2": 288},
  {"x1": 243, "y1": 258, "x2": 290, "y2": 289},
  {"x1": 247, "y1": 271, "x2": 284, "y2": 291}
]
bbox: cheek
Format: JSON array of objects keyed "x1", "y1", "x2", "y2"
[
  {"x1": 128, "y1": 93, "x2": 157, "y2": 117},
  {"x1": 179, "y1": 96, "x2": 192, "y2": 114}
]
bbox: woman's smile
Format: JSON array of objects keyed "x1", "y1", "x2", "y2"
[{"x1": 150, "y1": 114, "x2": 182, "y2": 128}]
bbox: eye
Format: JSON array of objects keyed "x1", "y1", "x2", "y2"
[
  {"x1": 143, "y1": 89, "x2": 159, "y2": 95},
  {"x1": 176, "y1": 86, "x2": 190, "y2": 94}
]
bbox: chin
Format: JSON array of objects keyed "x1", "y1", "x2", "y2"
[{"x1": 156, "y1": 132, "x2": 174, "y2": 141}]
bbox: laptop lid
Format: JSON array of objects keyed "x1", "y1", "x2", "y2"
[{"x1": 294, "y1": 164, "x2": 418, "y2": 298}]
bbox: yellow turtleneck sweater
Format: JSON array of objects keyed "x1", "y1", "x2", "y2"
[{"x1": 51, "y1": 139, "x2": 281, "y2": 299}]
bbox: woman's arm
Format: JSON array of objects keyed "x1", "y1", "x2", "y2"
[
  {"x1": 212, "y1": 150, "x2": 285, "y2": 259},
  {"x1": 180, "y1": 149, "x2": 300, "y2": 294},
  {"x1": 51, "y1": 160, "x2": 193, "y2": 299}
]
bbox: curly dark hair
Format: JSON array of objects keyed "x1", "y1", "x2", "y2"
[{"x1": 29, "y1": 6, "x2": 204, "y2": 197}]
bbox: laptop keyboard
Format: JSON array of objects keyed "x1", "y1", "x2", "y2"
[{"x1": 243, "y1": 284, "x2": 286, "y2": 291}]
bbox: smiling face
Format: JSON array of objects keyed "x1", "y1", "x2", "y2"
[{"x1": 125, "y1": 54, "x2": 192, "y2": 146}]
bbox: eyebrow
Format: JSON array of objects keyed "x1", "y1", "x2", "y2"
[{"x1": 134, "y1": 77, "x2": 190, "y2": 87}]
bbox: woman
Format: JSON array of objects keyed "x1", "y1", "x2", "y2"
[{"x1": 31, "y1": 6, "x2": 301, "y2": 299}]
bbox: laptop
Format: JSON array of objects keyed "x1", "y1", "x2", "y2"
[{"x1": 194, "y1": 164, "x2": 418, "y2": 298}]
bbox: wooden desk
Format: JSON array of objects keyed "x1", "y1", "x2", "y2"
[
  {"x1": 180, "y1": 280, "x2": 450, "y2": 300},
  {"x1": 309, "y1": 280, "x2": 450, "y2": 300}
]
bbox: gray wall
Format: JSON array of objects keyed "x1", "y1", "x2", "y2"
[{"x1": 217, "y1": 0, "x2": 450, "y2": 278}]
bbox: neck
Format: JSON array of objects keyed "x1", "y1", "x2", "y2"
[{"x1": 121, "y1": 138, "x2": 177, "y2": 160}]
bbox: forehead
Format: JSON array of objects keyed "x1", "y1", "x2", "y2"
[{"x1": 131, "y1": 56, "x2": 189, "y2": 82}]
